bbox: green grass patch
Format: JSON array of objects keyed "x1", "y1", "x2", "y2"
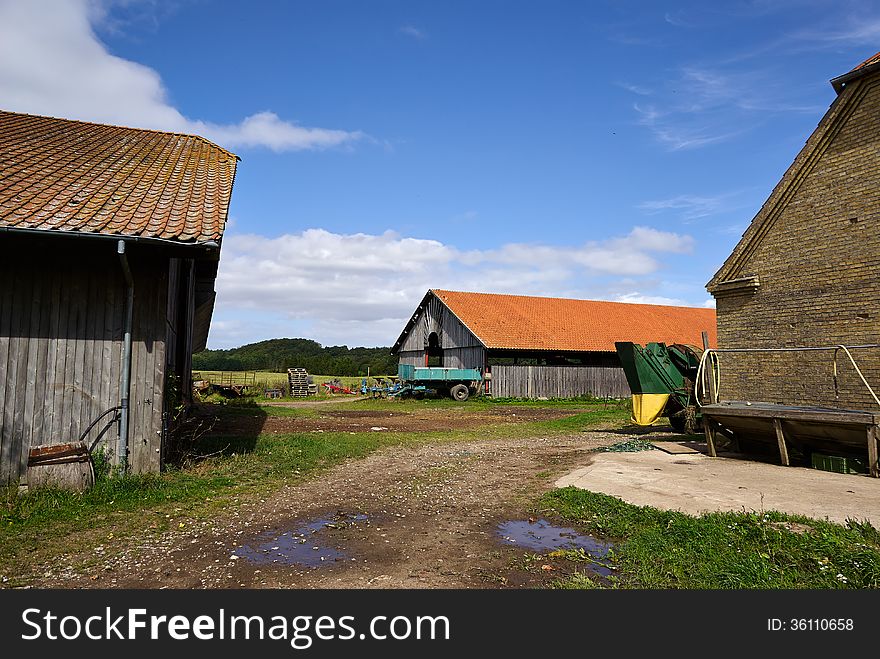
[{"x1": 539, "y1": 487, "x2": 880, "y2": 589}]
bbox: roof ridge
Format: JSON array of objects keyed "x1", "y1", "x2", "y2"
[
  {"x1": 0, "y1": 109, "x2": 238, "y2": 160},
  {"x1": 394, "y1": 289, "x2": 716, "y2": 354},
  {"x1": 431, "y1": 288, "x2": 713, "y2": 311}
]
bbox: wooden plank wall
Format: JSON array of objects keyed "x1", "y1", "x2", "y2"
[
  {"x1": 0, "y1": 238, "x2": 168, "y2": 484},
  {"x1": 396, "y1": 347, "x2": 485, "y2": 369},
  {"x1": 442, "y1": 346, "x2": 485, "y2": 369},
  {"x1": 490, "y1": 364, "x2": 630, "y2": 399},
  {"x1": 399, "y1": 294, "x2": 483, "y2": 352},
  {"x1": 397, "y1": 350, "x2": 424, "y2": 367}
]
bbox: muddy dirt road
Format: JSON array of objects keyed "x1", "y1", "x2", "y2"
[{"x1": 32, "y1": 429, "x2": 626, "y2": 589}]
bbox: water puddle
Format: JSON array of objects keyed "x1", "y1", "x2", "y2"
[
  {"x1": 234, "y1": 513, "x2": 368, "y2": 567},
  {"x1": 497, "y1": 519, "x2": 614, "y2": 576}
]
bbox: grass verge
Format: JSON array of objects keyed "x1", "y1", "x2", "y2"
[{"x1": 538, "y1": 487, "x2": 880, "y2": 589}]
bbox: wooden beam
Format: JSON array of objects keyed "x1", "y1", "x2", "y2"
[
  {"x1": 704, "y1": 419, "x2": 717, "y2": 457},
  {"x1": 700, "y1": 403, "x2": 878, "y2": 425},
  {"x1": 868, "y1": 425, "x2": 879, "y2": 478},
  {"x1": 773, "y1": 418, "x2": 790, "y2": 467}
]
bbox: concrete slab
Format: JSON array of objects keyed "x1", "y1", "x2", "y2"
[
  {"x1": 556, "y1": 450, "x2": 880, "y2": 527},
  {"x1": 650, "y1": 441, "x2": 701, "y2": 454}
]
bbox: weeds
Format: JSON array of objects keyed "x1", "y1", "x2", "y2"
[{"x1": 539, "y1": 487, "x2": 880, "y2": 589}]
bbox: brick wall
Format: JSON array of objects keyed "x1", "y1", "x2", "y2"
[{"x1": 711, "y1": 75, "x2": 880, "y2": 410}]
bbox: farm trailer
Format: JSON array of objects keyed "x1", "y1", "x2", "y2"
[{"x1": 394, "y1": 364, "x2": 483, "y2": 401}]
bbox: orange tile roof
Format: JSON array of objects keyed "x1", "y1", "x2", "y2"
[
  {"x1": 0, "y1": 110, "x2": 238, "y2": 243},
  {"x1": 831, "y1": 51, "x2": 880, "y2": 93},
  {"x1": 431, "y1": 289, "x2": 717, "y2": 352},
  {"x1": 848, "y1": 51, "x2": 880, "y2": 73}
]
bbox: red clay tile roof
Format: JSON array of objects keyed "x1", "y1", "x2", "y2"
[
  {"x1": 848, "y1": 51, "x2": 880, "y2": 72},
  {"x1": 0, "y1": 110, "x2": 238, "y2": 243},
  {"x1": 831, "y1": 51, "x2": 880, "y2": 93},
  {"x1": 432, "y1": 289, "x2": 717, "y2": 352}
]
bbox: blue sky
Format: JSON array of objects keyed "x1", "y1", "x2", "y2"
[{"x1": 2, "y1": 0, "x2": 879, "y2": 348}]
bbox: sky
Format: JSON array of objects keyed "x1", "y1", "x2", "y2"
[{"x1": 1, "y1": 0, "x2": 879, "y2": 349}]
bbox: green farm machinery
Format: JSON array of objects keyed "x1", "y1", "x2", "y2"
[{"x1": 615, "y1": 342, "x2": 704, "y2": 433}]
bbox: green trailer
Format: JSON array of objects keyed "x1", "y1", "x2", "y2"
[
  {"x1": 394, "y1": 364, "x2": 483, "y2": 401},
  {"x1": 614, "y1": 342, "x2": 703, "y2": 433}
]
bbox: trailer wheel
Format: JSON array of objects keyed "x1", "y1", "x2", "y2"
[{"x1": 450, "y1": 384, "x2": 470, "y2": 401}]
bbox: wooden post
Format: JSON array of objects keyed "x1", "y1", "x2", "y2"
[
  {"x1": 773, "y1": 418, "x2": 790, "y2": 467},
  {"x1": 704, "y1": 418, "x2": 717, "y2": 457},
  {"x1": 700, "y1": 332, "x2": 716, "y2": 404},
  {"x1": 868, "y1": 425, "x2": 879, "y2": 478},
  {"x1": 705, "y1": 358, "x2": 717, "y2": 404}
]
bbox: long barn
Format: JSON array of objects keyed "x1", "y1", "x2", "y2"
[
  {"x1": 0, "y1": 110, "x2": 238, "y2": 485},
  {"x1": 391, "y1": 289, "x2": 717, "y2": 399}
]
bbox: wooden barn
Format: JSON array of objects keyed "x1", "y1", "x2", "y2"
[
  {"x1": 0, "y1": 110, "x2": 238, "y2": 485},
  {"x1": 391, "y1": 289, "x2": 717, "y2": 399},
  {"x1": 703, "y1": 52, "x2": 880, "y2": 475}
]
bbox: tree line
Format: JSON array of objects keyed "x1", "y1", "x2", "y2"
[{"x1": 191, "y1": 338, "x2": 398, "y2": 376}]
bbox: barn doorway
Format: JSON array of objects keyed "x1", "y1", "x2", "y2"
[{"x1": 426, "y1": 332, "x2": 443, "y2": 367}]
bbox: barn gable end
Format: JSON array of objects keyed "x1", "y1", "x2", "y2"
[{"x1": 706, "y1": 56, "x2": 880, "y2": 410}]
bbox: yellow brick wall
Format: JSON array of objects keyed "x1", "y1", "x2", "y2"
[{"x1": 713, "y1": 77, "x2": 880, "y2": 410}]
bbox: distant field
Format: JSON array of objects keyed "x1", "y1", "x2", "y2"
[{"x1": 191, "y1": 370, "x2": 392, "y2": 395}]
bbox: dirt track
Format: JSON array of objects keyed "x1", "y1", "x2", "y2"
[
  {"x1": 31, "y1": 429, "x2": 622, "y2": 589},
  {"x1": 215, "y1": 405, "x2": 573, "y2": 434}
]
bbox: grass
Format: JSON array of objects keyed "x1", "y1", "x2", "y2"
[
  {"x1": 537, "y1": 487, "x2": 880, "y2": 589},
  {"x1": 193, "y1": 371, "x2": 386, "y2": 402},
  {"x1": 0, "y1": 399, "x2": 628, "y2": 584}
]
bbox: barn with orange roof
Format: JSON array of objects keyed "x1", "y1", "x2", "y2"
[
  {"x1": 0, "y1": 110, "x2": 238, "y2": 485},
  {"x1": 391, "y1": 289, "x2": 716, "y2": 399}
]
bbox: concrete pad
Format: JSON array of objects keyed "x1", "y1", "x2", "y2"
[
  {"x1": 556, "y1": 450, "x2": 880, "y2": 527},
  {"x1": 650, "y1": 441, "x2": 701, "y2": 454}
]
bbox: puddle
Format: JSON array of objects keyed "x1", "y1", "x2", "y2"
[
  {"x1": 234, "y1": 513, "x2": 368, "y2": 567},
  {"x1": 497, "y1": 519, "x2": 614, "y2": 576}
]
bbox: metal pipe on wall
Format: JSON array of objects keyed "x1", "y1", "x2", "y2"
[{"x1": 117, "y1": 240, "x2": 134, "y2": 471}]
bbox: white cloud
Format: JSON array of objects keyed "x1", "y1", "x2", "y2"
[
  {"x1": 633, "y1": 102, "x2": 741, "y2": 150},
  {"x1": 631, "y1": 64, "x2": 823, "y2": 150},
  {"x1": 399, "y1": 25, "x2": 427, "y2": 39},
  {"x1": 638, "y1": 193, "x2": 741, "y2": 221},
  {"x1": 614, "y1": 292, "x2": 690, "y2": 306},
  {"x1": 0, "y1": 0, "x2": 364, "y2": 152},
  {"x1": 702, "y1": 298, "x2": 717, "y2": 308},
  {"x1": 616, "y1": 82, "x2": 653, "y2": 96},
  {"x1": 790, "y1": 16, "x2": 880, "y2": 47},
  {"x1": 209, "y1": 225, "x2": 699, "y2": 347},
  {"x1": 664, "y1": 11, "x2": 693, "y2": 28},
  {"x1": 453, "y1": 210, "x2": 479, "y2": 221}
]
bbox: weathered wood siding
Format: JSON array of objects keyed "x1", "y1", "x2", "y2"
[
  {"x1": 489, "y1": 365, "x2": 630, "y2": 399},
  {"x1": 397, "y1": 346, "x2": 486, "y2": 369},
  {"x1": 166, "y1": 258, "x2": 196, "y2": 409},
  {"x1": 0, "y1": 237, "x2": 168, "y2": 484},
  {"x1": 442, "y1": 346, "x2": 485, "y2": 369},
  {"x1": 397, "y1": 350, "x2": 424, "y2": 367},
  {"x1": 398, "y1": 294, "x2": 483, "y2": 353}
]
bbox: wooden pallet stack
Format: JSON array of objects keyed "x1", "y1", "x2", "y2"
[{"x1": 287, "y1": 367, "x2": 310, "y2": 398}]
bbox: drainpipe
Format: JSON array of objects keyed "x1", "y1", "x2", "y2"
[{"x1": 117, "y1": 240, "x2": 134, "y2": 472}]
